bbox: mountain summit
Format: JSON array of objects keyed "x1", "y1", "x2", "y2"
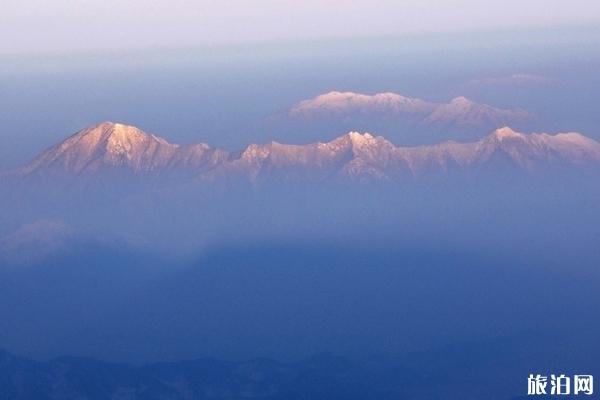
[
  {"x1": 423, "y1": 97, "x2": 532, "y2": 131},
  {"x1": 283, "y1": 91, "x2": 533, "y2": 129},
  {"x1": 267, "y1": 91, "x2": 535, "y2": 144},
  {"x1": 22, "y1": 122, "x2": 179, "y2": 175},
  {"x1": 287, "y1": 91, "x2": 436, "y2": 117},
  {"x1": 18, "y1": 123, "x2": 600, "y2": 182},
  {"x1": 21, "y1": 122, "x2": 229, "y2": 176}
]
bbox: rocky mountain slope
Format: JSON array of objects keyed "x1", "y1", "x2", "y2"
[
  {"x1": 0, "y1": 333, "x2": 576, "y2": 400},
  {"x1": 268, "y1": 91, "x2": 534, "y2": 143},
  {"x1": 17, "y1": 122, "x2": 600, "y2": 183}
]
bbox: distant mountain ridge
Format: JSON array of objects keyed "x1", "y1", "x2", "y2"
[
  {"x1": 17, "y1": 122, "x2": 600, "y2": 183},
  {"x1": 287, "y1": 91, "x2": 438, "y2": 117},
  {"x1": 267, "y1": 91, "x2": 534, "y2": 144},
  {"x1": 0, "y1": 333, "x2": 573, "y2": 400},
  {"x1": 286, "y1": 91, "x2": 531, "y2": 125}
]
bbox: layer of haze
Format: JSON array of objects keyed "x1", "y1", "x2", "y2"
[
  {"x1": 2, "y1": 0, "x2": 600, "y2": 54},
  {"x1": 1, "y1": 25, "x2": 599, "y2": 169},
  {"x1": 1, "y1": 3, "x2": 600, "y2": 374}
]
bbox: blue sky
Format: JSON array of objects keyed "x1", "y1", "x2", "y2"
[{"x1": 2, "y1": 0, "x2": 599, "y2": 54}]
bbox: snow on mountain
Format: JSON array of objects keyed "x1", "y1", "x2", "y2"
[
  {"x1": 17, "y1": 122, "x2": 600, "y2": 183},
  {"x1": 21, "y1": 122, "x2": 180, "y2": 175},
  {"x1": 21, "y1": 122, "x2": 232, "y2": 177},
  {"x1": 423, "y1": 96, "x2": 532, "y2": 131},
  {"x1": 284, "y1": 91, "x2": 532, "y2": 127},
  {"x1": 272, "y1": 91, "x2": 535, "y2": 144},
  {"x1": 288, "y1": 91, "x2": 436, "y2": 117}
]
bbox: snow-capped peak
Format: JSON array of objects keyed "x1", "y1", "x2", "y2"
[
  {"x1": 22, "y1": 121, "x2": 180, "y2": 174},
  {"x1": 449, "y1": 96, "x2": 475, "y2": 106},
  {"x1": 348, "y1": 131, "x2": 374, "y2": 142},
  {"x1": 288, "y1": 91, "x2": 436, "y2": 116},
  {"x1": 18, "y1": 122, "x2": 600, "y2": 181},
  {"x1": 492, "y1": 126, "x2": 523, "y2": 140}
]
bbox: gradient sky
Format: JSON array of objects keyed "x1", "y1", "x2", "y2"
[{"x1": 2, "y1": 0, "x2": 599, "y2": 55}]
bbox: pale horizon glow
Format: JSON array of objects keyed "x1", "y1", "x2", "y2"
[{"x1": 1, "y1": 0, "x2": 600, "y2": 55}]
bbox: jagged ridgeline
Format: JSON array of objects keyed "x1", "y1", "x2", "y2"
[
  {"x1": 14, "y1": 121, "x2": 600, "y2": 184},
  {"x1": 3, "y1": 120, "x2": 599, "y2": 263}
]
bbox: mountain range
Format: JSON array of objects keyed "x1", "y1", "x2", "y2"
[
  {"x1": 15, "y1": 122, "x2": 600, "y2": 184},
  {"x1": 0, "y1": 333, "x2": 573, "y2": 400},
  {"x1": 266, "y1": 91, "x2": 535, "y2": 144},
  {"x1": 286, "y1": 91, "x2": 532, "y2": 127}
]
